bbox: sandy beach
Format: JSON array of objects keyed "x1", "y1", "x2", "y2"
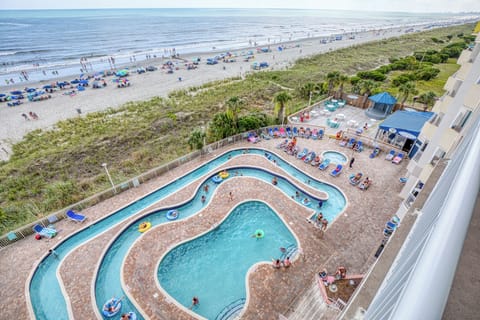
[{"x1": 0, "y1": 26, "x2": 444, "y2": 159}]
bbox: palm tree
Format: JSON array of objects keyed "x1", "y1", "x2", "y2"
[
  {"x1": 187, "y1": 129, "x2": 206, "y2": 151},
  {"x1": 359, "y1": 80, "x2": 379, "y2": 108},
  {"x1": 417, "y1": 91, "x2": 437, "y2": 110},
  {"x1": 337, "y1": 74, "x2": 349, "y2": 99},
  {"x1": 273, "y1": 91, "x2": 292, "y2": 124},
  {"x1": 399, "y1": 82, "x2": 419, "y2": 109},
  {"x1": 225, "y1": 96, "x2": 243, "y2": 130},
  {"x1": 326, "y1": 71, "x2": 340, "y2": 97}
]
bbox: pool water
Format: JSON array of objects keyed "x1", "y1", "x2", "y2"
[
  {"x1": 158, "y1": 201, "x2": 296, "y2": 320},
  {"x1": 322, "y1": 151, "x2": 348, "y2": 164}
]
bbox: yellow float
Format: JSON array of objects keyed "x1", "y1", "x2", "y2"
[
  {"x1": 219, "y1": 170, "x2": 229, "y2": 179},
  {"x1": 138, "y1": 222, "x2": 151, "y2": 233}
]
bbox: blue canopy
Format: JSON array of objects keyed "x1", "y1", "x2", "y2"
[
  {"x1": 379, "y1": 111, "x2": 435, "y2": 138},
  {"x1": 369, "y1": 92, "x2": 397, "y2": 105}
]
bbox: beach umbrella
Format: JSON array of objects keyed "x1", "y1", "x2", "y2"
[
  {"x1": 70, "y1": 79, "x2": 80, "y2": 84},
  {"x1": 79, "y1": 80, "x2": 89, "y2": 85},
  {"x1": 43, "y1": 84, "x2": 52, "y2": 89},
  {"x1": 0, "y1": 93, "x2": 6, "y2": 97},
  {"x1": 25, "y1": 88, "x2": 36, "y2": 93},
  {"x1": 10, "y1": 90, "x2": 23, "y2": 95},
  {"x1": 115, "y1": 69, "x2": 129, "y2": 77}
]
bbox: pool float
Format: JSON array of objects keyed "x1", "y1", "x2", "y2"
[
  {"x1": 138, "y1": 222, "x2": 151, "y2": 233},
  {"x1": 166, "y1": 209, "x2": 179, "y2": 221},
  {"x1": 212, "y1": 175, "x2": 223, "y2": 184},
  {"x1": 123, "y1": 312, "x2": 137, "y2": 320},
  {"x1": 219, "y1": 171, "x2": 229, "y2": 179},
  {"x1": 254, "y1": 229, "x2": 264, "y2": 239},
  {"x1": 302, "y1": 198, "x2": 311, "y2": 206},
  {"x1": 102, "y1": 297, "x2": 122, "y2": 318}
]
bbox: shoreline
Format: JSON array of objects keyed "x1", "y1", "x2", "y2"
[{"x1": 0, "y1": 21, "x2": 474, "y2": 160}]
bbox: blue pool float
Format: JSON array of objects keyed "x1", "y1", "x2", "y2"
[
  {"x1": 212, "y1": 175, "x2": 223, "y2": 184},
  {"x1": 102, "y1": 298, "x2": 122, "y2": 318},
  {"x1": 166, "y1": 209, "x2": 179, "y2": 221}
]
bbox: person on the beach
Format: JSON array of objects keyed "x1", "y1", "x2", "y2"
[
  {"x1": 229, "y1": 191, "x2": 234, "y2": 201},
  {"x1": 321, "y1": 219, "x2": 328, "y2": 231},
  {"x1": 21, "y1": 113, "x2": 29, "y2": 121},
  {"x1": 283, "y1": 257, "x2": 291, "y2": 268},
  {"x1": 272, "y1": 259, "x2": 281, "y2": 269}
]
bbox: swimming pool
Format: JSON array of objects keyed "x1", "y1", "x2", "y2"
[
  {"x1": 322, "y1": 150, "x2": 348, "y2": 164},
  {"x1": 158, "y1": 201, "x2": 297, "y2": 319},
  {"x1": 29, "y1": 148, "x2": 346, "y2": 319}
]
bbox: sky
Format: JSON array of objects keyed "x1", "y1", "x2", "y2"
[{"x1": 1, "y1": 0, "x2": 480, "y2": 13}]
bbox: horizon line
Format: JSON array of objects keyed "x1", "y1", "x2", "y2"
[{"x1": 0, "y1": 7, "x2": 479, "y2": 14}]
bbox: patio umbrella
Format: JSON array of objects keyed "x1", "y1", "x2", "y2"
[{"x1": 398, "y1": 131, "x2": 417, "y2": 140}]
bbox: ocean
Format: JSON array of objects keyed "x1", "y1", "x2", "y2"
[{"x1": 0, "y1": 8, "x2": 477, "y2": 85}]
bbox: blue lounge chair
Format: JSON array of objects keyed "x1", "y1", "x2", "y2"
[
  {"x1": 268, "y1": 128, "x2": 274, "y2": 137},
  {"x1": 385, "y1": 150, "x2": 395, "y2": 161},
  {"x1": 392, "y1": 153, "x2": 404, "y2": 164},
  {"x1": 370, "y1": 147, "x2": 380, "y2": 158},
  {"x1": 318, "y1": 129, "x2": 324, "y2": 140},
  {"x1": 273, "y1": 127, "x2": 280, "y2": 138},
  {"x1": 318, "y1": 158, "x2": 331, "y2": 170},
  {"x1": 311, "y1": 129, "x2": 318, "y2": 140},
  {"x1": 297, "y1": 148, "x2": 308, "y2": 159},
  {"x1": 66, "y1": 210, "x2": 87, "y2": 223},
  {"x1": 33, "y1": 224, "x2": 57, "y2": 238},
  {"x1": 286, "y1": 126, "x2": 292, "y2": 138},
  {"x1": 304, "y1": 151, "x2": 316, "y2": 163},
  {"x1": 347, "y1": 138, "x2": 356, "y2": 149},
  {"x1": 355, "y1": 141, "x2": 363, "y2": 152},
  {"x1": 330, "y1": 164, "x2": 343, "y2": 177},
  {"x1": 292, "y1": 127, "x2": 298, "y2": 137},
  {"x1": 349, "y1": 172, "x2": 363, "y2": 185}
]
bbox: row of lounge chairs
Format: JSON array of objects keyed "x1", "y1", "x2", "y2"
[
  {"x1": 385, "y1": 150, "x2": 405, "y2": 164},
  {"x1": 339, "y1": 138, "x2": 363, "y2": 152},
  {"x1": 264, "y1": 127, "x2": 325, "y2": 140},
  {"x1": 32, "y1": 210, "x2": 86, "y2": 239},
  {"x1": 349, "y1": 173, "x2": 372, "y2": 190}
]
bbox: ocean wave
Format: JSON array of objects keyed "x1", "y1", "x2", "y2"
[
  {"x1": 0, "y1": 22, "x2": 31, "y2": 27},
  {"x1": 0, "y1": 51, "x2": 18, "y2": 56}
]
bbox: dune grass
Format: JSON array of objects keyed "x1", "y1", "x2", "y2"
[{"x1": 0, "y1": 23, "x2": 474, "y2": 234}]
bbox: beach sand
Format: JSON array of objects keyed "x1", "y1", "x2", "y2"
[{"x1": 0, "y1": 27, "x2": 417, "y2": 160}]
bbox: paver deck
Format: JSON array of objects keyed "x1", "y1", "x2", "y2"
[{"x1": 0, "y1": 134, "x2": 407, "y2": 320}]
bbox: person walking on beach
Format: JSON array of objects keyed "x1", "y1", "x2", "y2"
[
  {"x1": 21, "y1": 113, "x2": 29, "y2": 121},
  {"x1": 349, "y1": 157, "x2": 355, "y2": 168}
]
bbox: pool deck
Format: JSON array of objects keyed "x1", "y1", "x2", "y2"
[{"x1": 0, "y1": 135, "x2": 407, "y2": 320}]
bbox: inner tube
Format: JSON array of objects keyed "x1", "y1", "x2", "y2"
[
  {"x1": 219, "y1": 171, "x2": 229, "y2": 179},
  {"x1": 212, "y1": 175, "x2": 223, "y2": 184},
  {"x1": 102, "y1": 298, "x2": 122, "y2": 318},
  {"x1": 254, "y1": 229, "x2": 264, "y2": 239},
  {"x1": 166, "y1": 209, "x2": 179, "y2": 221},
  {"x1": 138, "y1": 222, "x2": 151, "y2": 233}
]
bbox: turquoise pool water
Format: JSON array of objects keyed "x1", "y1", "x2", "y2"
[
  {"x1": 158, "y1": 201, "x2": 297, "y2": 320},
  {"x1": 322, "y1": 151, "x2": 348, "y2": 164},
  {"x1": 29, "y1": 148, "x2": 346, "y2": 319}
]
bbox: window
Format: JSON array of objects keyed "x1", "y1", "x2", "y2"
[
  {"x1": 430, "y1": 148, "x2": 446, "y2": 166},
  {"x1": 451, "y1": 110, "x2": 472, "y2": 132}
]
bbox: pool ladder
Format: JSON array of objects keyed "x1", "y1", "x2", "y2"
[
  {"x1": 215, "y1": 298, "x2": 246, "y2": 320},
  {"x1": 280, "y1": 244, "x2": 298, "y2": 261}
]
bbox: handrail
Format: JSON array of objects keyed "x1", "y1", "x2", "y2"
[{"x1": 215, "y1": 298, "x2": 246, "y2": 320}]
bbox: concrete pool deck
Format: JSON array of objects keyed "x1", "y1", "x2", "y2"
[{"x1": 0, "y1": 135, "x2": 407, "y2": 319}]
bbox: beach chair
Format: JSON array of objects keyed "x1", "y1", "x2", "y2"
[
  {"x1": 349, "y1": 173, "x2": 363, "y2": 185},
  {"x1": 268, "y1": 128, "x2": 274, "y2": 137},
  {"x1": 311, "y1": 129, "x2": 318, "y2": 140},
  {"x1": 355, "y1": 141, "x2": 363, "y2": 152},
  {"x1": 304, "y1": 151, "x2": 316, "y2": 163},
  {"x1": 305, "y1": 128, "x2": 312, "y2": 139},
  {"x1": 311, "y1": 155, "x2": 322, "y2": 166},
  {"x1": 297, "y1": 148, "x2": 308, "y2": 159},
  {"x1": 292, "y1": 127, "x2": 298, "y2": 137},
  {"x1": 347, "y1": 138, "x2": 356, "y2": 149},
  {"x1": 261, "y1": 132, "x2": 271, "y2": 140},
  {"x1": 359, "y1": 178, "x2": 372, "y2": 190},
  {"x1": 273, "y1": 127, "x2": 280, "y2": 138},
  {"x1": 392, "y1": 153, "x2": 404, "y2": 164},
  {"x1": 279, "y1": 127, "x2": 287, "y2": 138},
  {"x1": 318, "y1": 129, "x2": 324, "y2": 140},
  {"x1": 370, "y1": 147, "x2": 380, "y2": 158},
  {"x1": 385, "y1": 150, "x2": 395, "y2": 161},
  {"x1": 318, "y1": 158, "x2": 331, "y2": 170},
  {"x1": 66, "y1": 210, "x2": 87, "y2": 223},
  {"x1": 33, "y1": 224, "x2": 57, "y2": 238},
  {"x1": 330, "y1": 164, "x2": 343, "y2": 177},
  {"x1": 276, "y1": 139, "x2": 289, "y2": 149},
  {"x1": 286, "y1": 126, "x2": 292, "y2": 138}
]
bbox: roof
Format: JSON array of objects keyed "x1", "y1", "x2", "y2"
[
  {"x1": 379, "y1": 111, "x2": 435, "y2": 138},
  {"x1": 369, "y1": 92, "x2": 397, "y2": 105}
]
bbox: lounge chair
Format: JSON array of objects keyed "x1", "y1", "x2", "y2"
[
  {"x1": 318, "y1": 129, "x2": 324, "y2": 140},
  {"x1": 311, "y1": 155, "x2": 322, "y2": 166},
  {"x1": 346, "y1": 138, "x2": 356, "y2": 149},
  {"x1": 385, "y1": 150, "x2": 395, "y2": 161},
  {"x1": 355, "y1": 141, "x2": 363, "y2": 152},
  {"x1": 305, "y1": 128, "x2": 312, "y2": 139},
  {"x1": 247, "y1": 132, "x2": 259, "y2": 143},
  {"x1": 273, "y1": 127, "x2": 280, "y2": 138},
  {"x1": 359, "y1": 178, "x2": 372, "y2": 190},
  {"x1": 287, "y1": 145, "x2": 299, "y2": 156},
  {"x1": 66, "y1": 210, "x2": 87, "y2": 223},
  {"x1": 304, "y1": 151, "x2": 316, "y2": 163},
  {"x1": 276, "y1": 139, "x2": 289, "y2": 149},
  {"x1": 330, "y1": 164, "x2": 343, "y2": 177},
  {"x1": 286, "y1": 127, "x2": 292, "y2": 138},
  {"x1": 318, "y1": 158, "x2": 331, "y2": 170},
  {"x1": 392, "y1": 153, "x2": 404, "y2": 164},
  {"x1": 311, "y1": 129, "x2": 318, "y2": 140},
  {"x1": 349, "y1": 173, "x2": 363, "y2": 185},
  {"x1": 297, "y1": 148, "x2": 308, "y2": 159},
  {"x1": 279, "y1": 127, "x2": 287, "y2": 138},
  {"x1": 33, "y1": 224, "x2": 57, "y2": 238},
  {"x1": 370, "y1": 147, "x2": 380, "y2": 158},
  {"x1": 261, "y1": 132, "x2": 271, "y2": 140},
  {"x1": 268, "y1": 128, "x2": 274, "y2": 137},
  {"x1": 292, "y1": 127, "x2": 298, "y2": 137}
]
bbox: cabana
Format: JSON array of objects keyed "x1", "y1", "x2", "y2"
[
  {"x1": 365, "y1": 92, "x2": 397, "y2": 120},
  {"x1": 375, "y1": 111, "x2": 435, "y2": 158}
]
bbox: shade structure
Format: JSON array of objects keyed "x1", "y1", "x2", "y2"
[
  {"x1": 379, "y1": 111, "x2": 434, "y2": 138},
  {"x1": 369, "y1": 92, "x2": 397, "y2": 105}
]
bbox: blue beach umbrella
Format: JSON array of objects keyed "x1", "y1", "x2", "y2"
[
  {"x1": 0, "y1": 93, "x2": 6, "y2": 97},
  {"x1": 25, "y1": 88, "x2": 36, "y2": 93},
  {"x1": 10, "y1": 90, "x2": 23, "y2": 95},
  {"x1": 43, "y1": 84, "x2": 52, "y2": 89},
  {"x1": 70, "y1": 79, "x2": 80, "y2": 84},
  {"x1": 79, "y1": 80, "x2": 89, "y2": 85},
  {"x1": 115, "y1": 69, "x2": 129, "y2": 77}
]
